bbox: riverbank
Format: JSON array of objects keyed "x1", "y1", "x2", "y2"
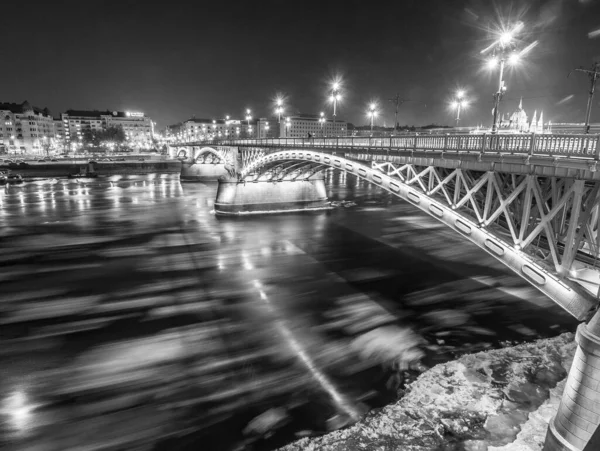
[
  {"x1": 278, "y1": 333, "x2": 575, "y2": 451},
  {"x1": 0, "y1": 159, "x2": 181, "y2": 178}
]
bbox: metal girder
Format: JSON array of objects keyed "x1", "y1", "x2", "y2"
[{"x1": 240, "y1": 149, "x2": 600, "y2": 320}]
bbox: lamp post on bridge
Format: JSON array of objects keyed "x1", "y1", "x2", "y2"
[
  {"x1": 245, "y1": 109, "x2": 252, "y2": 137},
  {"x1": 367, "y1": 103, "x2": 378, "y2": 135},
  {"x1": 568, "y1": 62, "x2": 600, "y2": 134},
  {"x1": 319, "y1": 112, "x2": 326, "y2": 137},
  {"x1": 451, "y1": 90, "x2": 469, "y2": 127},
  {"x1": 275, "y1": 98, "x2": 284, "y2": 125},
  {"x1": 285, "y1": 117, "x2": 291, "y2": 138},
  {"x1": 329, "y1": 81, "x2": 341, "y2": 134},
  {"x1": 482, "y1": 22, "x2": 535, "y2": 134}
]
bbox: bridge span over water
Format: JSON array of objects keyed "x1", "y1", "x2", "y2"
[{"x1": 172, "y1": 133, "x2": 600, "y2": 450}]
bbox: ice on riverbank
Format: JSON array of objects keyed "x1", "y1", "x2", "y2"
[{"x1": 278, "y1": 333, "x2": 575, "y2": 451}]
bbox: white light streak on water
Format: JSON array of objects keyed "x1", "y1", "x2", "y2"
[{"x1": 252, "y1": 277, "x2": 361, "y2": 421}]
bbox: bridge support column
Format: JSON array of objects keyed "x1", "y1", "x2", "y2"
[
  {"x1": 180, "y1": 160, "x2": 227, "y2": 182},
  {"x1": 544, "y1": 310, "x2": 600, "y2": 450},
  {"x1": 214, "y1": 177, "x2": 331, "y2": 215}
]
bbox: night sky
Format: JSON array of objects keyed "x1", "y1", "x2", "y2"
[{"x1": 2, "y1": 0, "x2": 600, "y2": 129}]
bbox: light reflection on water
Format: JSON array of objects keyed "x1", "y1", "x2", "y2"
[{"x1": 0, "y1": 173, "x2": 578, "y2": 450}]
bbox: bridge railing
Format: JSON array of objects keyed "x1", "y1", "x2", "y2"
[{"x1": 203, "y1": 133, "x2": 600, "y2": 159}]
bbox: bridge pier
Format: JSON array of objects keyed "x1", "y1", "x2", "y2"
[
  {"x1": 214, "y1": 177, "x2": 331, "y2": 215},
  {"x1": 544, "y1": 309, "x2": 600, "y2": 450},
  {"x1": 180, "y1": 160, "x2": 227, "y2": 182}
]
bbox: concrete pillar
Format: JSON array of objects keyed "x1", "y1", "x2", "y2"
[
  {"x1": 544, "y1": 310, "x2": 600, "y2": 450},
  {"x1": 214, "y1": 177, "x2": 330, "y2": 215},
  {"x1": 180, "y1": 161, "x2": 227, "y2": 182}
]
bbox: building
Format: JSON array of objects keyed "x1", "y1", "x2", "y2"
[
  {"x1": 0, "y1": 101, "x2": 58, "y2": 155},
  {"x1": 169, "y1": 117, "x2": 260, "y2": 141},
  {"x1": 498, "y1": 98, "x2": 546, "y2": 133},
  {"x1": 54, "y1": 118, "x2": 66, "y2": 144},
  {"x1": 105, "y1": 111, "x2": 154, "y2": 144},
  {"x1": 61, "y1": 110, "x2": 154, "y2": 147},
  {"x1": 279, "y1": 114, "x2": 347, "y2": 138},
  {"x1": 256, "y1": 118, "x2": 278, "y2": 138}
]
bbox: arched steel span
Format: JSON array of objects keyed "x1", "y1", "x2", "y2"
[
  {"x1": 175, "y1": 146, "x2": 225, "y2": 163},
  {"x1": 241, "y1": 149, "x2": 600, "y2": 320}
]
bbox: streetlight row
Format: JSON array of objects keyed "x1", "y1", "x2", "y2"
[{"x1": 212, "y1": 24, "x2": 534, "y2": 136}]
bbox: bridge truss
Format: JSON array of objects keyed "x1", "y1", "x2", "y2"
[{"x1": 237, "y1": 148, "x2": 600, "y2": 320}]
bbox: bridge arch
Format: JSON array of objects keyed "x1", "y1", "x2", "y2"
[
  {"x1": 176, "y1": 146, "x2": 224, "y2": 163},
  {"x1": 241, "y1": 149, "x2": 597, "y2": 320}
]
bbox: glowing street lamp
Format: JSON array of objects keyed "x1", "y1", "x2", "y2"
[
  {"x1": 318, "y1": 112, "x2": 326, "y2": 136},
  {"x1": 329, "y1": 81, "x2": 341, "y2": 129},
  {"x1": 451, "y1": 90, "x2": 469, "y2": 126},
  {"x1": 481, "y1": 21, "x2": 535, "y2": 133},
  {"x1": 245, "y1": 109, "x2": 252, "y2": 126},
  {"x1": 367, "y1": 103, "x2": 378, "y2": 133},
  {"x1": 275, "y1": 98, "x2": 284, "y2": 124}
]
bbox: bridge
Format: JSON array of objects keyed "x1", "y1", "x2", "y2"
[{"x1": 170, "y1": 133, "x2": 600, "y2": 451}]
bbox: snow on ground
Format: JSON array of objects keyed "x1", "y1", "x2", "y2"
[{"x1": 278, "y1": 333, "x2": 576, "y2": 451}]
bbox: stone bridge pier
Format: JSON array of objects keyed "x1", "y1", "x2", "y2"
[{"x1": 214, "y1": 175, "x2": 330, "y2": 215}]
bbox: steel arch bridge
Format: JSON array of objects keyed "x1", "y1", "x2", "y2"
[
  {"x1": 171, "y1": 133, "x2": 600, "y2": 451},
  {"x1": 179, "y1": 133, "x2": 600, "y2": 322}
]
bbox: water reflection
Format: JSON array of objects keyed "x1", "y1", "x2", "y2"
[{"x1": 0, "y1": 173, "x2": 578, "y2": 450}]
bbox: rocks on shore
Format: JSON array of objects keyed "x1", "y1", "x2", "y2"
[{"x1": 278, "y1": 333, "x2": 575, "y2": 451}]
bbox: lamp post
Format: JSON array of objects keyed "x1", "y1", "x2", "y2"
[
  {"x1": 568, "y1": 62, "x2": 600, "y2": 134},
  {"x1": 330, "y1": 82, "x2": 341, "y2": 132},
  {"x1": 368, "y1": 103, "x2": 378, "y2": 134},
  {"x1": 275, "y1": 98, "x2": 284, "y2": 124},
  {"x1": 245, "y1": 109, "x2": 252, "y2": 137},
  {"x1": 481, "y1": 22, "x2": 531, "y2": 133},
  {"x1": 451, "y1": 90, "x2": 469, "y2": 127},
  {"x1": 319, "y1": 112, "x2": 326, "y2": 137}
]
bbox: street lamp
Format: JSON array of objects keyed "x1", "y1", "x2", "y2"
[
  {"x1": 245, "y1": 109, "x2": 252, "y2": 126},
  {"x1": 451, "y1": 90, "x2": 469, "y2": 126},
  {"x1": 481, "y1": 21, "x2": 533, "y2": 133},
  {"x1": 275, "y1": 98, "x2": 284, "y2": 124},
  {"x1": 329, "y1": 81, "x2": 341, "y2": 131},
  {"x1": 367, "y1": 103, "x2": 378, "y2": 134},
  {"x1": 319, "y1": 112, "x2": 326, "y2": 137}
]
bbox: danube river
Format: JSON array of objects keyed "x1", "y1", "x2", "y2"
[{"x1": 0, "y1": 172, "x2": 577, "y2": 451}]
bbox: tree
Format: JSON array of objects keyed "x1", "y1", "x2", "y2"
[{"x1": 82, "y1": 127, "x2": 126, "y2": 152}]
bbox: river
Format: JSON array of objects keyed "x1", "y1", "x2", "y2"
[{"x1": 0, "y1": 172, "x2": 578, "y2": 451}]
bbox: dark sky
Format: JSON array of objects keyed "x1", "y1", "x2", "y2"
[{"x1": 2, "y1": 0, "x2": 600, "y2": 129}]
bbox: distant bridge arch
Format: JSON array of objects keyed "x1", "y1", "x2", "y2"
[{"x1": 175, "y1": 146, "x2": 224, "y2": 164}]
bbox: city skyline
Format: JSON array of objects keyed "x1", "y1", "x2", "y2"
[{"x1": 2, "y1": 0, "x2": 600, "y2": 129}]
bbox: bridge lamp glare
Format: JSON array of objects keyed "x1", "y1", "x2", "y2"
[
  {"x1": 332, "y1": 82, "x2": 340, "y2": 90},
  {"x1": 499, "y1": 31, "x2": 514, "y2": 47},
  {"x1": 508, "y1": 51, "x2": 520, "y2": 66},
  {"x1": 486, "y1": 56, "x2": 499, "y2": 69}
]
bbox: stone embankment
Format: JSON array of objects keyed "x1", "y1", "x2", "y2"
[
  {"x1": 279, "y1": 333, "x2": 575, "y2": 451},
  {"x1": 0, "y1": 159, "x2": 181, "y2": 178}
]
